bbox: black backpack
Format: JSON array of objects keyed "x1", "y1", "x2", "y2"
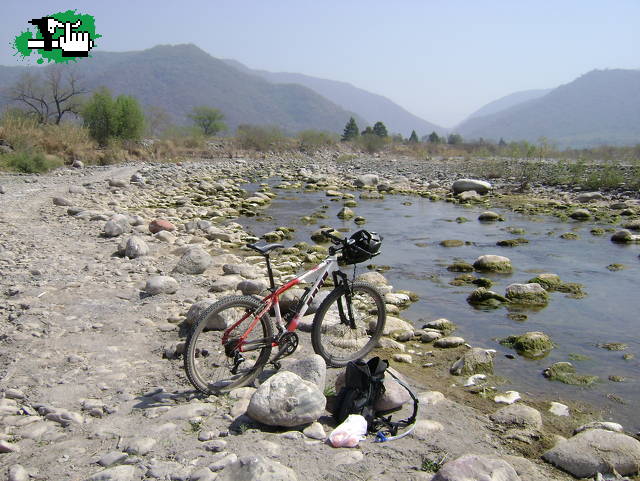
[
  {"x1": 333, "y1": 357, "x2": 419, "y2": 438},
  {"x1": 333, "y1": 357, "x2": 389, "y2": 427}
]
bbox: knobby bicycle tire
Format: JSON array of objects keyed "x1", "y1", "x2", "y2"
[
  {"x1": 184, "y1": 296, "x2": 273, "y2": 394},
  {"x1": 311, "y1": 281, "x2": 386, "y2": 367}
]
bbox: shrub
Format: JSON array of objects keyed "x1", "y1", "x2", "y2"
[
  {"x1": 1, "y1": 150, "x2": 63, "y2": 173},
  {"x1": 357, "y1": 133, "x2": 386, "y2": 153},
  {"x1": 297, "y1": 130, "x2": 337, "y2": 152},
  {"x1": 237, "y1": 124, "x2": 288, "y2": 151}
]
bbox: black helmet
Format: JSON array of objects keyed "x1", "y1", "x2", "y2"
[{"x1": 341, "y1": 230, "x2": 382, "y2": 265}]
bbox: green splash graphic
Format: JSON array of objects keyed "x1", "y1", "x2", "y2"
[{"x1": 12, "y1": 9, "x2": 101, "y2": 64}]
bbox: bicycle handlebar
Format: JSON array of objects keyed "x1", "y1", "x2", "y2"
[{"x1": 321, "y1": 229, "x2": 345, "y2": 245}]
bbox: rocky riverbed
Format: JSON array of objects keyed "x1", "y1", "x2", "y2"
[{"x1": 1, "y1": 154, "x2": 639, "y2": 481}]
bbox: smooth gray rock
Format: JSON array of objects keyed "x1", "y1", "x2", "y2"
[
  {"x1": 434, "y1": 336, "x2": 466, "y2": 348},
  {"x1": 452, "y1": 179, "x2": 492, "y2": 195},
  {"x1": 85, "y1": 465, "x2": 135, "y2": 481},
  {"x1": 217, "y1": 455, "x2": 297, "y2": 481},
  {"x1": 53, "y1": 196, "x2": 73, "y2": 206},
  {"x1": 542, "y1": 429, "x2": 640, "y2": 478},
  {"x1": 354, "y1": 174, "x2": 379, "y2": 187},
  {"x1": 0, "y1": 185, "x2": 5, "y2": 194},
  {"x1": 490, "y1": 404, "x2": 543, "y2": 430},
  {"x1": 450, "y1": 348, "x2": 495, "y2": 375},
  {"x1": 8, "y1": 465, "x2": 28, "y2": 481},
  {"x1": 144, "y1": 276, "x2": 178, "y2": 295},
  {"x1": 247, "y1": 371, "x2": 326, "y2": 427},
  {"x1": 99, "y1": 451, "x2": 129, "y2": 467},
  {"x1": 174, "y1": 246, "x2": 212, "y2": 274},
  {"x1": 185, "y1": 299, "x2": 217, "y2": 326},
  {"x1": 103, "y1": 220, "x2": 125, "y2": 237},
  {"x1": 280, "y1": 354, "x2": 326, "y2": 389},
  {"x1": 123, "y1": 236, "x2": 149, "y2": 259},
  {"x1": 237, "y1": 279, "x2": 268, "y2": 295},
  {"x1": 123, "y1": 436, "x2": 156, "y2": 455},
  {"x1": 432, "y1": 454, "x2": 520, "y2": 481}
]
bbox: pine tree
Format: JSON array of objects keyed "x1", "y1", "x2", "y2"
[
  {"x1": 372, "y1": 121, "x2": 388, "y2": 138},
  {"x1": 499, "y1": 137, "x2": 507, "y2": 147},
  {"x1": 341, "y1": 117, "x2": 359, "y2": 141},
  {"x1": 361, "y1": 126, "x2": 374, "y2": 136},
  {"x1": 428, "y1": 131, "x2": 440, "y2": 144},
  {"x1": 408, "y1": 130, "x2": 419, "y2": 143}
]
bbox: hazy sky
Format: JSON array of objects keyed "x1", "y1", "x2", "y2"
[{"x1": 2, "y1": 0, "x2": 639, "y2": 127}]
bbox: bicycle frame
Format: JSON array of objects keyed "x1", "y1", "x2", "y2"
[{"x1": 221, "y1": 254, "x2": 342, "y2": 352}]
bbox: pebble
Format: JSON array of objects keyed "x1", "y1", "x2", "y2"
[
  {"x1": 85, "y1": 465, "x2": 135, "y2": 481},
  {"x1": 334, "y1": 450, "x2": 364, "y2": 465},
  {"x1": 0, "y1": 439, "x2": 20, "y2": 452},
  {"x1": 204, "y1": 440, "x2": 227, "y2": 452},
  {"x1": 303, "y1": 421, "x2": 326, "y2": 440},
  {"x1": 123, "y1": 436, "x2": 156, "y2": 455},
  {"x1": 393, "y1": 353, "x2": 412, "y2": 363}
]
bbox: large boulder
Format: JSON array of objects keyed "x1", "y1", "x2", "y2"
[
  {"x1": 174, "y1": 246, "x2": 212, "y2": 274},
  {"x1": 279, "y1": 355, "x2": 326, "y2": 389},
  {"x1": 450, "y1": 348, "x2": 495, "y2": 375},
  {"x1": 505, "y1": 283, "x2": 549, "y2": 305},
  {"x1": 247, "y1": 371, "x2": 325, "y2": 427},
  {"x1": 217, "y1": 456, "x2": 297, "y2": 481},
  {"x1": 467, "y1": 288, "x2": 508, "y2": 307},
  {"x1": 542, "y1": 429, "x2": 640, "y2": 478},
  {"x1": 473, "y1": 255, "x2": 512, "y2": 273},
  {"x1": 432, "y1": 454, "x2": 520, "y2": 481},
  {"x1": 452, "y1": 179, "x2": 492, "y2": 195}
]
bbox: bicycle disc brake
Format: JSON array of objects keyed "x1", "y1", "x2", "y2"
[{"x1": 270, "y1": 332, "x2": 299, "y2": 368}]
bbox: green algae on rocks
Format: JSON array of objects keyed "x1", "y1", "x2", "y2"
[
  {"x1": 500, "y1": 331, "x2": 554, "y2": 359},
  {"x1": 543, "y1": 362, "x2": 599, "y2": 386}
]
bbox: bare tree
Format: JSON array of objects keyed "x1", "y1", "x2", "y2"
[{"x1": 10, "y1": 66, "x2": 86, "y2": 124}]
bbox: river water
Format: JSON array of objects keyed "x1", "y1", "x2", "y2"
[{"x1": 240, "y1": 184, "x2": 639, "y2": 430}]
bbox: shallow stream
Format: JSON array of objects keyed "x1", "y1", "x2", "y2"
[{"x1": 240, "y1": 184, "x2": 639, "y2": 430}]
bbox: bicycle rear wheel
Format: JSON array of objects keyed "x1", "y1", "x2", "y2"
[
  {"x1": 311, "y1": 281, "x2": 386, "y2": 367},
  {"x1": 184, "y1": 296, "x2": 273, "y2": 394}
]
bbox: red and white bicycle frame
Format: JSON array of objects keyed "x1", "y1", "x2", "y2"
[{"x1": 221, "y1": 254, "x2": 341, "y2": 351}]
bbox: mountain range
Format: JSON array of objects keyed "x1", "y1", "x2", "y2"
[
  {"x1": 222, "y1": 59, "x2": 445, "y2": 137},
  {"x1": 0, "y1": 44, "x2": 638, "y2": 148},
  {"x1": 456, "y1": 69, "x2": 640, "y2": 147}
]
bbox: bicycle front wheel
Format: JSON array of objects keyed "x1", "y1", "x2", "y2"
[
  {"x1": 311, "y1": 281, "x2": 386, "y2": 367},
  {"x1": 184, "y1": 296, "x2": 273, "y2": 394}
]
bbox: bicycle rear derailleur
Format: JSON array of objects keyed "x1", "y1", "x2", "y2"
[{"x1": 270, "y1": 332, "x2": 299, "y2": 369}]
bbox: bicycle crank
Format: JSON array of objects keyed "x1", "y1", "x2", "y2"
[{"x1": 270, "y1": 332, "x2": 299, "y2": 368}]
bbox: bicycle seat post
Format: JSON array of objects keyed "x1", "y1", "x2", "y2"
[{"x1": 264, "y1": 253, "x2": 276, "y2": 291}]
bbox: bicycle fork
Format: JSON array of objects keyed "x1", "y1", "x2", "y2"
[{"x1": 333, "y1": 271, "x2": 357, "y2": 329}]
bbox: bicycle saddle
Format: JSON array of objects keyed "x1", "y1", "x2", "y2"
[{"x1": 247, "y1": 243, "x2": 284, "y2": 255}]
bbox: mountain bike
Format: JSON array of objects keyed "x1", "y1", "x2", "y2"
[{"x1": 184, "y1": 229, "x2": 386, "y2": 394}]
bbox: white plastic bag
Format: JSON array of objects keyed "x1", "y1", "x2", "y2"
[{"x1": 328, "y1": 414, "x2": 368, "y2": 448}]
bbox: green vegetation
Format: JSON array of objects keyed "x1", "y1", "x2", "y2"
[
  {"x1": 357, "y1": 133, "x2": 386, "y2": 153},
  {"x1": 408, "y1": 130, "x2": 419, "y2": 143},
  {"x1": 499, "y1": 331, "x2": 554, "y2": 359},
  {"x1": 237, "y1": 124, "x2": 288, "y2": 151},
  {"x1": 543, "y1": 362, "x2": 599, "y2": 386},
  {"x1": 1, "y1": 150, "x2": 63, "y2": 173},
  {"x1": 372, "y1": 121, "x2": 388, "y2": 138},
  {"x1": 297, "y1": 130, "x2": 338, "y2": 152},
  {"x1": 341, "y1": 117, "x2": 359, "y2": 141},
  {"x1": 81, "y1": 87, "x2": 145, "y2": 145},
  {"x1": 187, "y1": 106, "x2": 227, "y2": 136}
]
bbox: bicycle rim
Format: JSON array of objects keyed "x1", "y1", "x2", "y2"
[
  {"x1": 184, "y1": 296, "x2": 272, "y2": 394},
  {"x1": 312, "y1": 282, "x2": 386, "y2": 366}
]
